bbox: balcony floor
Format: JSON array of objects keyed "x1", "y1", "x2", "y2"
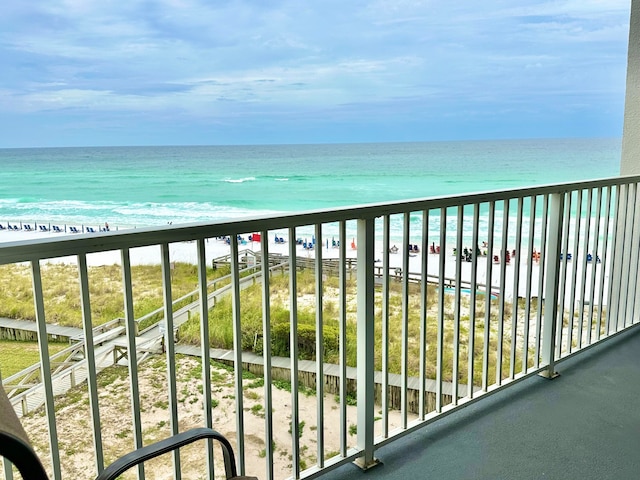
[{"x1": 323, "y1": 325, "x2": 640, "y2": 480}]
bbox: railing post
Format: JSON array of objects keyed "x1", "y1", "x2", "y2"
[
  {"x1": 540, "y1": 192, "x2": 564, "y2": 379},
  {"x1": 355, "y1": 216, "x2": 379, "y2": 470}
]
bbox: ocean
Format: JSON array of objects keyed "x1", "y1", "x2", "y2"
[{"x1": 0, "y1": 138, "x2": 621, "y2": 239}]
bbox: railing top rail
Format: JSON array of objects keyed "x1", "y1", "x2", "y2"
[{"x1": 0, "y1": 175, "x2": 636, "y2": 266}]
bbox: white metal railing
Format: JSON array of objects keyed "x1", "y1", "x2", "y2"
[{"x1": 1, "y1": 175, "x2": 640, "y2": 480}]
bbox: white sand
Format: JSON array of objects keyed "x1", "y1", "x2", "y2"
[{"x1": 0, "y1": 226, "x2": 610, "y2": 304}]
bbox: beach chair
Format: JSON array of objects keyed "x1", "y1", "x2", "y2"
[
  {"x1": 52, "y1": 225, "x2": 62, "y2": 233},
  {"x1": 0, "y1": 224, "x2": 5, "y2": 230},
  {"x1": 24, "y1": 225, "x2": 33, "y2": 231},
  {"x1": 0, "y1": 384, "x2": 258, "y2": 480},
  {"x1": 86, "y1": 227, "x2": 96, "y2": 233}
]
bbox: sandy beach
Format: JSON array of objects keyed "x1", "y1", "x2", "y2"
[
  {"x1": 4, "y1": 223, "x2": 611, "y2": 478},
  {"x1": 0, "y1": 225, "x2": 610, "y2": 304}
]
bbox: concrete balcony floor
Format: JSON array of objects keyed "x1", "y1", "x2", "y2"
[{"x1": 323, "y1": 326, "x2": 640, "y2": 480}]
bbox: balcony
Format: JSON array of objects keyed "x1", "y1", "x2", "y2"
[{"x1": 1, "y1": 175, "x2": 639, "y2": 480}]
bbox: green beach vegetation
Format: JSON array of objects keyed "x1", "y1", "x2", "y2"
[
  {"x1": 0, "y1": 262, "x2": 531, "y2": 386},
  {"x1": 0, "y1": 340, "x2": 68, "y2": 378},
  {"x1": 0, "y1": 262, "x2": 230, "y2": 327},
  {"x1": 177, "y1": 268, "x2": 526, "y2": 386}
]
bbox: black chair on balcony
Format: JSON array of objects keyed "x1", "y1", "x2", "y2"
[{"x1": 0, "y1": 384, "x2": 257, "y2": 480}]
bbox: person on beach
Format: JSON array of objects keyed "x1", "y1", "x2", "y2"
[{"x1": 104, "y1": 222, "x2": 109, "y2": 231}]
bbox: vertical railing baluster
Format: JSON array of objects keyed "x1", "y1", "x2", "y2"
[
  {"x1": 556, "y1": 192, "x2": 572, "y2": 358},
  {"x1": 420, "y1": 211, "x2": 430, "y2": 414},
  {"x1": 496, "y1": 199, "x2": 509, "y2": 386},
  {"x1": 587, "y1": 188, "x2": 603, "y2": 344},
  {"x1": 621, "y1": 183, "x2": 635, "y2": 328},
  {"x1": 355, "y1": 217, "x2": 378, "y2": 469},
  {"x1": 230, "y1": 235, "x2": 246, "y2": 475},
  {"x1": 540, "y1": 193, "x2": 564, "y2": 379},
  {"x1": 566, "y1": 190, "x2": 583, "y2": 353},
  {"x1": 338, "y1": 221, "x2": 348, "y2": 456},
  {"x1": 77, "y1": 253, "x2": 104, "y2": 475},
  {"x1": 2, "y1": 457, "x2": 14, "y2": 480},
  {"x1": 482, "y1": 202, "x2": 495, "y2": 391},
  {"x1": 196, "y1": 238, "x2": 214, "y2": 479},
  {"x1": 452, "y1": 206, "x2": 463, "y2": 405},
  {"x1": 605, "y1": 185, "x2": 622, "y2": 335},
  {"x1": 315, "y1": 223, "x2": 325, "y2": 467},
  {"x1": 260, "y1": 232, "x2": 274, "y2": 480},
  {"x1": 534, "y1": 195, "x2": 549, "y2": 368},
  {"x1": 401, "y1": 213, "x2": 410, "y2": 425},
  {"x1": 288, "y1": 227, "x2": 300, "y2": 478},
  {"x1": 632, "y1": 184, "x2": 640, "y2": 324},
  {"x1": 578, "y1": 189, "x2": 593, "y2": 348},
  {"x1": 31, "y1": 260, "x2": 62, "y2": 480},
  {"x1": 382, "y1": 216, "x2": 391, "y2": 430},
  {"x1": 436, "y1": 208, "x2": 446, "y2": 410},
  {"x1": 121, "y1": 248, "x2": 144, "y2": 480},
  {"x1": 625, "y1": 184, "x2": 640, "y2": 326},
  {"x1": 619, "y1": 184, "x2": 633, "y2": 331},
  {"x1": 510, "y1": 197, "x2": 524, "y2": 379},
  {"x1": 617, "y1": 184, "x2": 633, "y2": 329},
  {"x1": 522, "y1": 195, "x2": 537, "y2": 373},
  {"x1": 596, "y1": 186, "x2": 613, "y2": 340},
  {"x1": 468, "y1": 204, "x2": 480, "y2": 398},
  {"x1": 161, "y1": 243, "x2": 181, "y2": 480}
]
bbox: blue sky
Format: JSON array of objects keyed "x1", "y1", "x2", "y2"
[{"x1": 0, "y1": 1, "x2": 632, "y2": 147}]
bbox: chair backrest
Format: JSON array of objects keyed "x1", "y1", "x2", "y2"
[
  {"x1": 2, "y1": 378, "x2": 257, "y2": 480},
  {"x1": 0, "y1": 383, "x2": 49, "y2": 480}
]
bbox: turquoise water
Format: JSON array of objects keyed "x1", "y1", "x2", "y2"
[{"x1": 0, "y1": 138, "x2": 621, "y2": 235}]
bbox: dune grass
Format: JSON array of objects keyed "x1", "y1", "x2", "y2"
[
  {"x1": 0, "y1": 262, "x2": 229, "y2": 327},
  {"x1": 178, "y1": 267, "x2": 527, "y2": 386},
  {"x1": 0, "y1": 340, "x2": 68, "y2": 378},
  {"x1": 0, "y1": 261, "x2": 532, "y2": 386}
]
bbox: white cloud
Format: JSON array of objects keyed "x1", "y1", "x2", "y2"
[{"x1": 0, "y1": 0, "x2": 631, "y2": 144}]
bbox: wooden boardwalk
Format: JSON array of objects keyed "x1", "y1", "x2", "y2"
[
  {"x1": 0, "y1": 317, "x2": 83, "y2": 342},
  {"x1": 2, "y1": 253, "x2": 474, "y2": 417}
]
